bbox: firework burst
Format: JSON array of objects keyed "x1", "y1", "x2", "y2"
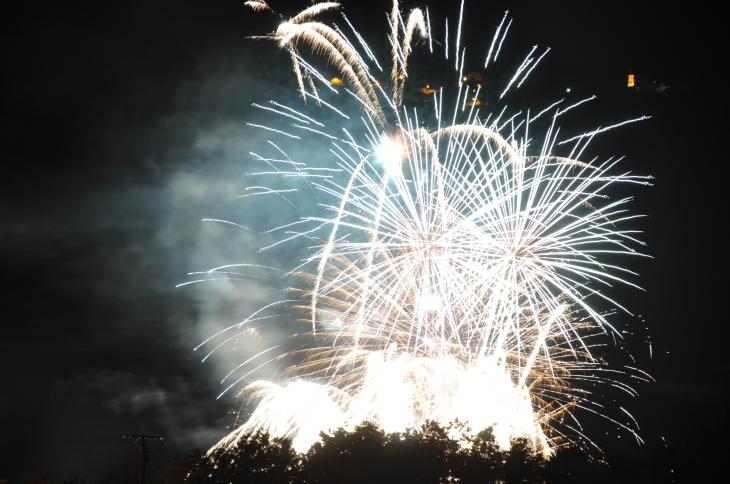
[{"x1": 194, "y1": 0, "x2": 652, "y2": 455}]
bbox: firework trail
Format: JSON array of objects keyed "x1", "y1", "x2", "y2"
[{"x1": 195, "y1": 1, "x2": 652, "y2": 455}]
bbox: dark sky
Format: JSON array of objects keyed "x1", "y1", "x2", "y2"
[{"x1": 1, "y1": 0, "x2": 725, "y2": 481}]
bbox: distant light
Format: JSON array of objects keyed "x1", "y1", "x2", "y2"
[
  {"x1": 330, "y1": 77, "x2": 343, "y2": 85},
  {"x1": 566, "y1": 87, "x2": 571, "y2": 93}
]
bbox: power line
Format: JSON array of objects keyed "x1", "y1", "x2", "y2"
[
  {"x1": 148, "y1": 441, "x2": 170, "y2": 470},
  {"x1": 123, "y1": 435, "x2": 163, "y2": 484},
  {"x1": 161, "y1": 440, "x2": 176, "y2": 460},
  {"x1": 147, "y1": 460, "x2": 169, "y2": 484}
]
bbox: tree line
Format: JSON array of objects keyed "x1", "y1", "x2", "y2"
[
  {"x1": 10, "y1": 403, "x2": 729, "y2": 484},
  {"x1": 165, "y1": 419, "x2": 715, "y2": 484}
]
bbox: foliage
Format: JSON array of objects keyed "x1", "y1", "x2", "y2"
[
  {"x1": 18, "y1": 405, "x2": 730, "y2": 484},
  {"x1": 175, "y1": 430, "x2": 302, "y2": 484},
  {"x1": 171, "y1": 422, "x2": 614, "y2": 484},
  {"x1": 166, "y1": 449, "x2": 203, "y2": 484},
  {"x1": 170, "y1": 415, "x2": 730, "y2": 484}
]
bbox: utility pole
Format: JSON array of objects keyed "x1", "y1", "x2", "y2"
[{"x1": 123, "y1": 435, "x2": 163, "y2": 484}]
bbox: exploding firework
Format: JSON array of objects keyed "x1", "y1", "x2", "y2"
[{"x1": 193, "y1": 0, "x2": 652, "y2": 455}]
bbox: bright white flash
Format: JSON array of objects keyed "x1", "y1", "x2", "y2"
[
  {"x1": 376, "y1": 136, "x2": 404, "y2": 175},
  {"x1": 419, "y1": 293, "x2": 442, "y2": 312}
]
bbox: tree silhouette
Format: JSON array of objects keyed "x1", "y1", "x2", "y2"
[
  {"x1": 455, "y1": 427, "x2": 506, "y2": 484},
  {"x1": 383, "y1": 420, "x2": 463, "y2": 483},
  {"x1": 176, "y1": 430, "x2": 301, "y2": 484},
  {"x1": 163, "y1": 407, "x2": 730, "y2": 484},
  {"x1": 305, "y1": 422, "x2": 389, "y2": 483},
  {"x1": 12, "y1": 405, "x2": 730, "y2": 484},
  {"x1": 501, "y1": 438, "x2": 545, "y2": 484},
  {"x1": 167, "y1": 449, "x2": 203, "y2": 484}
]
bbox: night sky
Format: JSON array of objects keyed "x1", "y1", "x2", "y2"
[{"x1": 1, "y1": 0, "x2": 725, "y2": 481}]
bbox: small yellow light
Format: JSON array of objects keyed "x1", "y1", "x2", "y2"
[
  {"x1": 462, "y1": 76, "x2": 467, "y2": 81},
  {"x1": 330, "y1": 77, "x2": 343, "y2": 85}
]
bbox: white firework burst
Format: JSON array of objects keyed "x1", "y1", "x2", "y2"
[{"x1": 195, "y1": 0, "x2": 652, "y2": 455}]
